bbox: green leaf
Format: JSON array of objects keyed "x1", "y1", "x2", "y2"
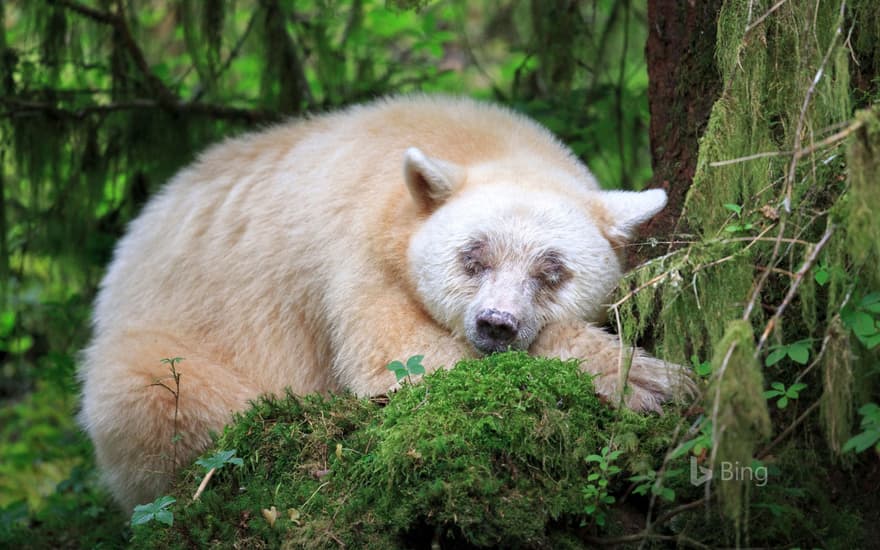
[
  {"x1": 861, "y1": 332, "x2": 880, "y2": 350},
  {"x1": 764, "y1": 389, "x2": 783, "y2": 399},
  {"x1": 195, "y1": 449, "x2": 243, "y2": 471},
  {"x1": 851, "y1": 312, "x2": 877, "y2": 337},
  {"x1": 131, "y1": 495, "x2": 176, "y2": 527},
  {"x1": 777, "y1": 396, "x2": 789, "y2": 409},
  {"x1": 0, "y1": 310, "x2": 15, "y2": 337},
  {"x1": 386, "y1": 360, "x2": 405, "y2": 372},
  {"x1": 765, "y1": 348, "x2": 787, "y2": 366},
  {"x1": 406, "y1": 355, "x2": 426, "y2": 376},
  {"x1": 723, "y1": 203, "x2": 743, "y2": 216},
  {"x1": 7, "y1": 336, "x2": 33, "y2": 354},
  {"x1": 842, "y1": 430, "x2": 880, "y2": 453},
  {"x1": 860, "y1": 292, "x2": 880, "y2": 309},
  {"x1": 670, "y1": 438, "x2": 699, "y2": 459},
  {"x1": 787, "y1": 343, "x2": 810, "y2": 365},
  {"x1": 814, "y1": 266, "x2": 830, "y2": 286},
  {"x1": 771, "y1": 381, "x2": 785, "y2": 391}
]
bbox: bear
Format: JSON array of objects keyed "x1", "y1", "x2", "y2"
[{"x1": 78, "y1": 95, "x2": 693, "y2": 511}]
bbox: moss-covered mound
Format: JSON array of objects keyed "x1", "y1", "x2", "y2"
[{"x1": 130, "y1": 352, "x2": 683, "y2": 549}]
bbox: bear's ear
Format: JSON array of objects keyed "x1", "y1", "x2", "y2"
[
  {"x1": 598, "y1": 189, "x2": 667, "y2": 241},
  {"x1": 404, "y1": 147, "x2": 463, "y2": 211}
]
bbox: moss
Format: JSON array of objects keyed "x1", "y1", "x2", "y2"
[
  {"x1": 130, "y1": 352, "x2": 685, "y2": 549},
  {"x1": 707, "y1": 320, "x2": 771, "y2": 524}
]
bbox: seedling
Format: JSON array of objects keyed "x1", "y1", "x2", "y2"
[
  {"x1": 131, "y1": 495, "x2": 175, "y2": 527},
  {"x1": 386, "y1": 354, "x2": 426, "y2": 384},
  {"x1": 763, "y1": 382, "x2": 807, "y2": 409},
  {"x1": 765, "y1": 340, "x2": 811, "y2": 366}
]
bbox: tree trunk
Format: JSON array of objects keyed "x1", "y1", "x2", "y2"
[{"x1": 633, "y1": 0, "x2": 723, "y2": 264}]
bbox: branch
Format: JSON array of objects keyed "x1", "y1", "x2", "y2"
[
  {"x1": 193, "y1": 467, "x2": 217, "y2": 501},
  {"x1": 1, "y1": 97, "x2": 280, "y2": 124},
  {"x1": 753, "y1": 225, "x2": 835, "y2": 357},
  {"x1": 49, "y1": 0, "x2": 177, "y2": 105}
]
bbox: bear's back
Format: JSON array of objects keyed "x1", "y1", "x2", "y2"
[{"x1": 89, "y1": 96, "x2": 596, "y2": 391}]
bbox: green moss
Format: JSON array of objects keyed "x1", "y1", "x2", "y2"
[
  {"x1": 707, "y1": 320, "x2": 771, "y2": 524},
  {"x1": 130, "y1": 353, "x2": 684, "y2": 549}
]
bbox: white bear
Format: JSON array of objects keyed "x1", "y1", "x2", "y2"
[{"x1": 78, "y1": 96, "x2": 692, "y2": 511}]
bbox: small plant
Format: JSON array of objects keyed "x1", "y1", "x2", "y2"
[
  {"x1": 629, "y1": 467, "x2": 680, "y2": 502},
  {"x1": 763, "y1": 382, "x2": 807, "y2": 409},
  {"x1": 582, "y1": 445, "x2": 623, "y2": 526},
  {"x1": 691, "y1": 354, "x2": 712, "y2": 377},
  {"x1": 386, "y1": 354, "x2": 426, "y2": 384},
  {"x1": 150, "y1": 357, "x2": 185, "y2": 475},
  {"x1": 765, "y1": 340, "x2": 811, "y2": 366},
  {"x1": 842, "y1": 403, "x2": 880, "y2": 454},
  {"x1": 131, "y1": 495, "x2": 176, "y2": 527},
  {"x1": 196, "y1": 449, "x2": 244, "y2": 471},
  {"x1": 722, "y1": 203, "x2": 754, "y2": 233},
  {"x1": 841, "y1": 291, "x2": 880, "y2": 349},
  {"x1": 670, "y1": 419, "x2": 713, "y2": 458},
  {"x1": 813, "y1": 259, "x2": 831, "y2": 286}
]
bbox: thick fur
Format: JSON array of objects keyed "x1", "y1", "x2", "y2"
[{"x1": 79, "y1": 96, "x2": 693, "y2": 511}]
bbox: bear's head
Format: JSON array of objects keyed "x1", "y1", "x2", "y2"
[{"x1": 404, "y1": 147, "x2": 667, "y2": 355}]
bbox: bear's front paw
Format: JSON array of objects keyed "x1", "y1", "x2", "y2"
[{"x1": 590, "y1": 353, "x2": 697, "y2": 413}]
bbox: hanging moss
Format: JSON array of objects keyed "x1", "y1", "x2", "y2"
[
  {"x1": 843, "y1": 108, "x2": 880, "y2": 286},
  {"x1": 707, "y1": 320, "x2": 771, "y2": 523}
]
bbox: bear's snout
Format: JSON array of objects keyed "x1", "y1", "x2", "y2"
[{"x1": 474, "y1": 308, "x2": 520, "y2": 353}]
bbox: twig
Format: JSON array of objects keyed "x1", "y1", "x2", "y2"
[
  {"x1": 193, "y1": 467, "x2": 217, "y2": 500},
  {"x1": 1, "y1": 97, "x2": 279, "y2": 123},
  {"x1": 192, "y1": 9, "x2": 261, "y2": 102},
  {"x1": 757, "y1": 399, "x2": 821, "y2": 459},
  {"x1": 51, "y1": 0, "x2": 178, "y2": 105},
  {"x1": 754, "y1": 225, "x2": 834, "y2": 357},
  {"x1": 783, "y1": 0, "x2": 846, "y2": 213},
  {"x1": 709, "y1": 116, "x2": 863, "y2": 167},
  {"x1": 744, "y1": 0, "x2": 788, "y2": 35}
]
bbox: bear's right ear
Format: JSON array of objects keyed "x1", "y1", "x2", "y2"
[{"x1": 404, "y1": 147, "x2": 463, "y2": 211}]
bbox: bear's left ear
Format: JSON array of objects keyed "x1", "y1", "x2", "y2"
[
  {"x1": 404, "y1": 147, "x2": 463, "y2": 211},
  {"x1": 598, "y1": 189, "x2": 667, "y2": 241}
]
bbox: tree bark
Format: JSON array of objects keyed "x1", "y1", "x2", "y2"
[{"x1": 634, "y1": 0, "x2": 723, "y2": 264}]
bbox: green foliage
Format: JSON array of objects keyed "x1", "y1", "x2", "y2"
[
  {"x1": 708, "y1": 320, "x2": 772, "y2": 522},
  {"x1": 582, "y1": 446, "x2": 623, "y2": 527},
  {"x1": 612, "y1": 1, "x2": 880, "y2": 532},
  {"x1": 131, "y1": 495, "x2": 176, "y2": 527},
  {"x1": 841, "y1": 291, "x2": 880, "y2": 349},
  {"x1": 195, "y1": 449, "x2": 244, "y2": 471},
  {"x1": 843, "y1": 403, "x2": 880, "y2": 453},
  {"x1": 385, "y1": 354, "x2": 426, "y2": 383},
  {"x1": 765, "y1": 340, "x2": 812, "y2": 366},
  {"x1": 763, "y1": 381, "x2": 808, "y2": 409}
]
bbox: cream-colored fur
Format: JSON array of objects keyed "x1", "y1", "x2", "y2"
[{"x1": 78, "y1": 96, "x2": 693, "y2": 511}]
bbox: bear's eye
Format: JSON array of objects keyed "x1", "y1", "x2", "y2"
[
  {"x1": 535, "y1": 251, "x2": 570, "y2": 288},
  {"x1": 460, "y1": 242, "x2": 490, "y2": 277}
]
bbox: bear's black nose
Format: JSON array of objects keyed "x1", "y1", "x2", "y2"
[{"x1": 475, "y1": 308, "x2": 519, "y2": 352}]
